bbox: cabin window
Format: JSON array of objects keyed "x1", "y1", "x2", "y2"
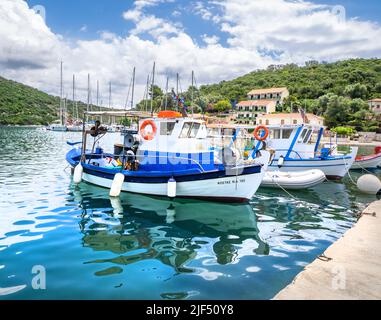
[
  {"x1": 298, "y1": 128, "x2": 308, "y2": 143},
  {"x1": 160, "y1": 122, "x2": 176, "y2": 135},
  {"x1": 270, "y1": 129, "x2": 281, "y2": 139},
  {"x1": 179, "y1": 122, "x2": 192, "y2": 138},
  {"x1": 293, "y1": 120, "x2": 297, "y2": 124},
  {"x1": 189, "y1": 123, "x2": 201, "y2": 138},
  {"x1": 303, "y1": 130, "x2": 312, "y2": 143},
  {"x1": 265, "y1": 120, "x2": 269, "y2": 125},
  {"x1": 179, "y1": 122, "x2": 200, "y2": 138},
  {"x1": 281, "y1": 120, "x2": 285, "y2": 125},
  {"x1": 282, "y1": 129, "x2": 293, "y2": 139}
]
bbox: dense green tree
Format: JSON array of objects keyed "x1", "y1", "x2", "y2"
[
  {"x1": 214, "y1": 100, "x2": 232, "y2": 112},
  {"x1": 344, "y1": 83, "x2": 368, "y2": 99}
]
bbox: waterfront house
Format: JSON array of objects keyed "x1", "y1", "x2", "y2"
[
  {"x1": 235, "y1": 100, "x2": 277, "y2": 124},
  {"x1": 247, "y1": 87, "x2": 289, "y2": 104},
  {"x1": 256, "y1": 113, "x2": 324, "y2": 126},
  {"x1": 234, "y1": 87, "x2": 289, "y2": 124}
]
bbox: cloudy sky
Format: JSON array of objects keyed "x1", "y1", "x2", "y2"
[{"x1": 1, "y1": 0, "x2": 380, "y2": 108}]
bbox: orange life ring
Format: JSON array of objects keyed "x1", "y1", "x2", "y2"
[
  {"x1": 253, "y1": 125, "x2": 269, "y2": 141},
  {"x1": 140, "y1": 120, "x2": 157, "y2": 141}
]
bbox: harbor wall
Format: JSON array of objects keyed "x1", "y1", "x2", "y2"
[{"x1": 274, "y1": 200, "x2": 381, "y2": 300}]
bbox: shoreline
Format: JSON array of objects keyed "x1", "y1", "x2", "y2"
[{"x1": 274, "y1": 199, "x2": 381, "y2": 300}]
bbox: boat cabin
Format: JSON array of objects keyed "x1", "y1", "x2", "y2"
[{"x1": 265, "y1": 124, "x2": 324, "y2": 160}]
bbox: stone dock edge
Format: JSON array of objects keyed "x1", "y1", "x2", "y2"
[{"x1": 274, "y1": 200, "x2": 381, "y2": 300}]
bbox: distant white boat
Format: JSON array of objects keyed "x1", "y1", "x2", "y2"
[
  {"x1": 351, "y1": 147, "x2": 381, "y2": 170},
  {"x1": 48, "y1": 124, "x2": 67, "y2": 132},
  {"x1": 261, "y1": 169, "x2": 326, "y2": 190}
]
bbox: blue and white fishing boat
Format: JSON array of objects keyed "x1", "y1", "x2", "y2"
[
  {"x1": 66, "y1": 111, "x2": 270, "y2": 202},
  {"x1": 259, "y1": 124, "x2": 358, "y2": 180}
]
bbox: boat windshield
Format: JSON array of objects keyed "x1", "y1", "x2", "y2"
[
  {"x1": 270, "y1": 128, "x2": 293, "y2": 139},
  {"x1": 160, "y1": 122, "x2": 176, "y2": 135},
  {"x1": 179, "y1": 122, "x2": 200, "y2": 138}
]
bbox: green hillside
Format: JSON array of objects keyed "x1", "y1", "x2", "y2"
[
  {"x1": 0, "y1": 76, "x2": 105, "y2": 125},
  {"x1": 198, "y1": 58, "x2": 381, "y2": 130}
]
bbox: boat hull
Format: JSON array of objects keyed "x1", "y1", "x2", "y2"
[
  {"x1": 81, "y1": 168, "x2": 265, "y2": 202},
  {"x1": 261, "y1": 169, "x2": 326, "y2": 190},
  {"x1": 67, "y1": 148, "x2": 270, "y2": 202},
  {"x1": 267, "y1": 147, "x2": 357, "y2": 180},
  {"x1": 351, "y1": 153, "x2": 381, "y2": 170}
]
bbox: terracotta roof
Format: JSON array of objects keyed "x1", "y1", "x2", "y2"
[
  {"x1": 248, "y1": 87, "x2": 288, "y2": 95},
  {"x1": 369, "y1": 99, "x2": 381, "y2": 102},
  {"x1": 257, "y1": 113, "x2": 324, "y2": 120},
  {"x1": 236, "y1": 100, "x2": 276, "y2": 107}
]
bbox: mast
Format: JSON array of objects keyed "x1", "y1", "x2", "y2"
[
  {"x1": 60, "y1": 61, "x2": 63, "y2": 126},
  {"x1": 191, "y1": 70, "x2": 194, "y2": 117},
  {"x1": 176, "y1": 73, "x2": 179, "y2": 111},
  {"x1": 72, "y1": 74, "x2": 76, "y2": 122},
  {"x1": 109, "y1": 81, "x2": 112, "y2": 109},
  {"x1": 150, "y1": 62, "x2": 155, "y2": 116},
  {"x1": 164, "y1": 76, "x2": 169, "y2": 110},
  {"x1": 144, "y1": 74, "x2": 150, "y2": 112},
  {"x1": 131, "y1": 67, "x2": 136, "y2": 110},
  {"x1": 86, "y1": 74, "x2": 90, "y2": 123},
  {"x1": 96, "y1": 80, "x2": 99, "y2": 109}
]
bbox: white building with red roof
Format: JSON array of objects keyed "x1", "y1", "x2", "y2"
[{"x1": 234, "y1": 87, "x2": 289, "y2": 124}]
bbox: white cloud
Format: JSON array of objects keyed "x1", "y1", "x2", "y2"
[
  {"x1": 201, "y1": 34, "x2": 220, "y2": 45},
  {"x1": 172, "y1": 10, "x2": 181, "y2": 17},
  {"x1": 216, "y1": 0, "x2": 381, "y2": 63},
  {"x1": 0, "y1": 0, "x2": 381, "y2": 109},
  {"x1": 123, "y1": 0, "x2": 182, "y2": 38}
]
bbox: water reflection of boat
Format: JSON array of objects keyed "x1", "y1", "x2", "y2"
[{"x1": 72, "y1": 185, "x2": 269, "y2": 273}]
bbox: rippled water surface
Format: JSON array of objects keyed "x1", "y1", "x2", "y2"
[{"x1": 0, "y1": 126, "x2": 379, "y2": 300}]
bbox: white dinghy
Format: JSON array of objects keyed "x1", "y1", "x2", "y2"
[{"x1": 261, "y1": 169, "x2": 326, "y2": 190}]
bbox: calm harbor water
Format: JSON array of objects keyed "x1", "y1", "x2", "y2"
[{"x1": 0, "y1": 126, "x2": 379, "y2": 300}]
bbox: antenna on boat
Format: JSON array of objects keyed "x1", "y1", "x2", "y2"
[{"x1": 150, "y1": 62, "x2": 156, "y2": 116}]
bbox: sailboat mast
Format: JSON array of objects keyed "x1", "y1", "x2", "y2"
[
  {"x1": 191, "y1": 70, "x2": 194, "y2": 117},
  {"x1": 176, "y1": 73, "x2": 179, "y2": 112},
  {"x1": 164, "y1": 76, "x2": 169, "y2": 110},
  {"x1": 86, "y1": 74, "x2": 90, "y2": 123},
  {"x1": 150, "y1": 62, "x2": 155, "y2": 116},
  {"x1": 109, "y1": 82, "x2": 112, "y2": 109},
  {"x1": 131, "y1": 67, "x2": 136, "y2": 110},
  {"x1": 144, "y1": 75, "x2": 150, "y2": 112},
  {"x1": 96, "y1": 80, "x2": 99, "y2": 109},
  {"x1": 72, "y1": 74, "x2": 75, "y2": 122},
  {"x1": 60, "y1": 61, "x2": 63, "y2": 125}
]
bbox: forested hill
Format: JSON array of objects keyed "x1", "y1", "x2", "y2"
[
  {"x1": 198, "y1": 58, "x2": 381, "y2": 130},
  {"x1": 200, "y1": 58, "x2": 381, "y2": 102},
  {"x1": 0, "y1": 76, "x2": 104, "y2": 125}
]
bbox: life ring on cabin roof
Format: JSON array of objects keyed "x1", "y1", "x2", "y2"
[
  {"x1": 253, "y1": 125, "x2": 269, "y2": 141},
  {"x1": 140, "y1": 120, "x2": 157, "y2": 141}
]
